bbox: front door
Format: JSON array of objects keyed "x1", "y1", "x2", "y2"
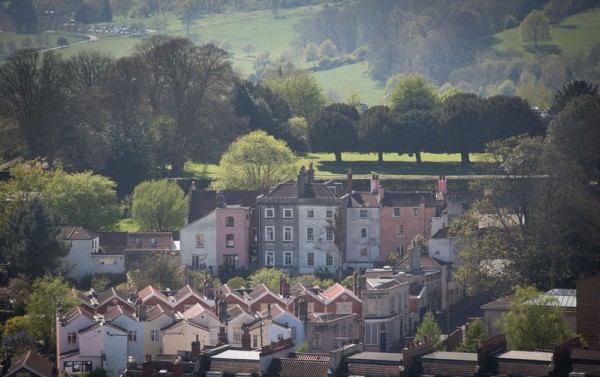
[{"x1": 379, "y1": 332, "x2": 387, "y2": 351}]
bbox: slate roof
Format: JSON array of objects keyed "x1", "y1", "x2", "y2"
[
  {"x1": 380, "y1": 192, "x2": 436, "y2": 208},
  {"x1": 187, "y1": 189, "x2": 259, "y2": 224},
  {"x1": 569, "y1": 348, "x2": 600, "y2": 376},
  {"x1": 96, "y1": 287, "x2": 131, "y2": 307},
  {"x1": 209, "y1": 359, "x2": 260, "y2": 375},
  {"x1": 346, "y1": 192, "x2": 379, "y2": 208},
  {"x1": 337, "y1": 352, "x2": 403, "y2": 377},
  {"x1": 266, "y1": 181, "x2": 336, "y2": 199},
  {"x1": 5, "y1": 351, "x2": 54, "y2": 377},
  {"x1": 62, "y1": 227, "x2": 98, "y2": 240},
  {"x1": 393, "y1": 255, "x2": 442, "y2": 271},
  {"x1": 411, "y1": 352, "x2": 478, "y2": 377}
]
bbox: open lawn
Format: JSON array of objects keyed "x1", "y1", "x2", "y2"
[
  {"x1": 185, "y1": 152, "x2": 493, "y2": 181},
  {"x1": 493, "y1": 7, "x2": 600, "y2": 57}
]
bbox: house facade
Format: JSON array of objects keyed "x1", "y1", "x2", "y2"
[
  {"x1": 63, "y1": 227, "x2": 125, "y2": 283},
  {"x1": 362, "y1": 277, "x2": 409, "y2": 352},
  {"x1": 256, "y1": 165, "x2": 346, "y2": 274},
  {"x1": 576, "y1": 274, "x2": 600, "y2": 348},
  {"x1": 180, "y1": 211, "x2": 218, "y2": 273},
  {"x1": 344, "y1": 191, "x2": 381, "y2": 270}
]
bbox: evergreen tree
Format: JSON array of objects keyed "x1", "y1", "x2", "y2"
[{"x1": 8, "y1": 0, "x2": 36, "y2": 34}]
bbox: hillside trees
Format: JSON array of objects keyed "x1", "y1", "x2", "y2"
[
  {"x1": 0, "y1": 50, "x2": 76, "y2": 169},
  {"x1": 548, "y1": 94, "x2": 600, "y2": 184},
  {"x1": 132, "y1": 179, "x2": 187, "y2": 232},
  {"x1": 263, "y1": 67, "x2": 327, "y2": 120},
  {"x1": 135, "y1": 36, "x2": 236, "y2": 177},
  {"x1": 520, "y1": 10, "x2": 552, "y2": 48},
  {"x1": 212, "y1": 130, "x2": 297, "y2": 190},
  {"x1": 308, "y1": 103, "x2": 359, "y2": 162}
]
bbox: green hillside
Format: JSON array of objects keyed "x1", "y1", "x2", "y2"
[{"x1": 493, "y1": 7, "x2": 600, "y2": 57}]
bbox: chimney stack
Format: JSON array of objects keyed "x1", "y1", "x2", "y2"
[
  {"x1": 358, "y1": 273, "x2": 366, "y2": 299},
  {"x1": 241, "y1": 326, "x2": 251, "y2": 350},
  {"x1": 378, "y1": 184, "x2": 384, "y2": 205},
  {"x1": 205, "y1": 277, "x2": 215, "y2": 300},
  {"x1": 347, "y1": 168, "x2": 353, "y2": 193},
  {"x1": 308, "y1": 163, "x2": 315, "y2": 183},
  {"x1": 409, "y1": 246, "x2": 421, "y2": 272},
  {"x1": 216, "y1": 190, "x2": 224, "y2": 208},
  {"x1": 191, "y1": 334, "x2": 201, "y2": 359},
  {"x1": 218, "y1": 326, "x2": 228, "y2": 345},
  {"x1": 218, "y1": 298, "x2": 228, "y2": 323},
  {"x1": 191, "y1": 181, "x2": 197, "y2": 191},
  {"x1": 298, "y1": 298, "x2": 308, "y2": 322},
  {"x1": 297, "y1": 166, "x2": 307, "y2": 198},
  {"x1": 57, "y1": 302, "x2": 64, "y2": 326},
  {"x1": 438, "y1": 176, "x2": 447, "y2": 195},
  {"x1": 352, "y1": 268, "x2": 359, "y2": 297},
  {"x1": 136, "y1": 302, "x2": 147, "y2": 322},
  {"x1": 370, "y1": 174, "x2": 379, "y2": 194}
]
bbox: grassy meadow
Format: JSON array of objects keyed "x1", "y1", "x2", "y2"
[
  {"x1": 185, "y1": 152, "x2": 492, "y2": 182},
  {"x1": 492, "y1": 7, "x2": 600, "y2": 57}
]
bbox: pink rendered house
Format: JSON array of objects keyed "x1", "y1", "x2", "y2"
[
  {"x1": 215, "y1": 204, "x2": 252, "y2": 273},
  {"x1": 379, "y1": 185, "x2": 437, "y2": 262}
]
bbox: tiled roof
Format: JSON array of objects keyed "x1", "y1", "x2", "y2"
[
  {"x1": 411, "y1": 360, "x2": 478, "y2": 376},
  {"x1": 63, "y1": 306, "x2": 96, "y2": 325},
  {"x1": 380, "y1": 192, "x2": 436, "y2": 208},
  {"x1": 146, "y1": 304, "x2": 176, "y2": 321},
  {"x1": 260, "y1": 303, "x2": 288, "y2": 318},
  {"x1": 570, "y1": 348, "x2": 600, "y2": 361},
  {"x1": 227, "y1": 304, "x2": 253, "y2": 320},
  {"x1": 187, "y1": 190, "x2": 259, "y2": 224},
  {"x1": 96, "y1": 287, "x2": 130, "y2": 307},
  {"x1": 6, "y1": 351, "x2": 54, "y2": 377},
  {"x1": 103, "y1": 304, "x2": 136, "y2": 322},
  {"x1": 138, "y1": 286, "x2": 170, "y2": 302},
  {"x1": 210, "y1": 360, "x2": 260, "y2": 374},
  {"x1": 347, "y1": 192, "x2": 379, "y2": 208},
  {"x1": 126, "y1": 232, "x2": 173, "y2": 250},
  {"x1": 161, "y1": 319, "x2": 208, "y2": 333},
  {"x1": 348, "y1": 363, "x2": 403, "y2": 377},
  {"x1": 248, "y1": 283, "x2": 272, "y2": 300},
  {"x1": 269, "y1": 358, "x2": 330, "y2": 377},
  {"x1": 289, "y1": 353, "x2": 329, "y2": 361},
  {"x1": 173, "y1": 285, "x2": 199, "y2": 301},
  {"x1": 182, "y1": 303, "x2": 217, "y2": 320},
  {"x1": 62, "y1": 226, "x2": 99, "y2": 240}
]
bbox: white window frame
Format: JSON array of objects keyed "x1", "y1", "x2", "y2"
[
  {"x1": 226, "y1": 234, "x2": 234, "y2": 247},
  {"x1": 359, "y1": 209, "x2": 368, "y2": 218},
  {"x1": 128, "y1": 330, "x2": 137, "y2": 342},
  {"x1": 307, "y1": 227, "x2": 314, "y2": 241},
  {"x1": 284, "y1": 251, "x2": 293, "y2": 266},
  {"x1": 283, "y1": 208, "x2": 293, "y2": 219},
  {"x1": 67, "y1": 332, "x2": 77, "y2": 344},
  {"x1": 364, "y1": 322, "x2": 378, "y2": 345},
  {"x1": 361, "y1": 228, "x2": 367, "y2": 238},
  {"x1": 226, "y1": 216, "x2": 234, "y2": 227},
  {"x1": 412, "y1": 207, "x2": 421, "y2": 217},
  {"x1": 265, "y1": 226, "x2": 275, "y2": 242},
  {"x1": 265, "y1": 208, "x2": 275, "y2": 218},
  {"x1": 307, "y1": 252, "x2": 314, "y2": 266},
  {"x1": 326, "y1": 253, "x2": 333, "y2": 266},
  {"x1": 326, "y1": 227, "x2": 333, "y2": 241},
  {"x1": 312, "y1": 332, "x2": 321, "y2": 348},
  {"x1": 150, "y1": 329, "x2": 159, "y2": 342},
  {"x1": 393, "y1": 207, "x2": 400, "y2": 217},
  {"x1": 326, "y1": 210, "x2": 333, "y2": 218},
  {"x1": 307, "y1": 209, "x2": 315, "y2": 218},
  {"x1": 265, "y1": 251, "x2": 275, "y2": 266},
  {"x1": 283, "y1": 226, "x2": 293, "y2": 242}
]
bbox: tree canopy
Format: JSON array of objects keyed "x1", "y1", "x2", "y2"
[
  {"x1": 498, "y1": 286, "x2": 575, "y2": 350},
  {"x1": 415, "y1": 311, "x2": 443, "y2": 350},
  {"x1": 132, "y1": 179, "x2": 187, "y2": 231},
  {"x1": 0, "y1": 198, "x2": 68, "y2": 282},
  {"x1": 43, "y1": 170, "x2": 121, "y2": 231},
  {"x1": 212, "y1": 130, "x2": 298, "y2": 190},
  {"x1": 308, "y1": 103, "x2": 359, "y2": 162},
  {"x1": 389, "y1": 74, "x2": 440, "y2": 113},
  {"x1": 520, "y1": 10, "x2": 552, "y2": 48}
]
